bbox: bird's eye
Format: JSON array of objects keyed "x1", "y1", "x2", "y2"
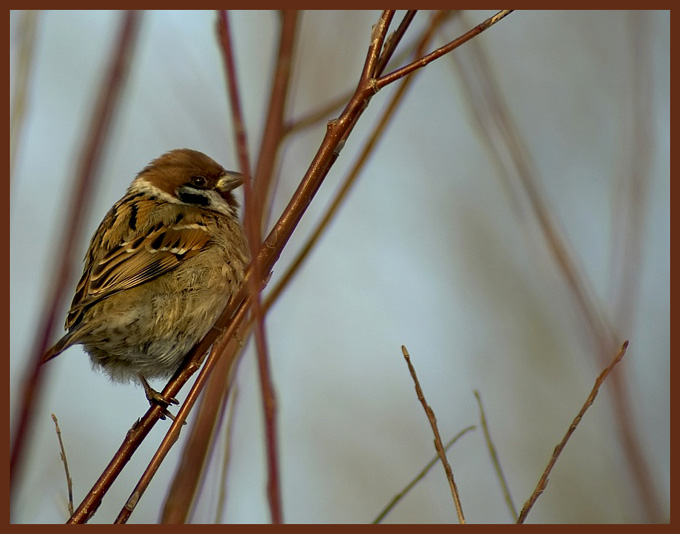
[{"x1": 190, "y1": 175, "x2": 207, "y2": 188}]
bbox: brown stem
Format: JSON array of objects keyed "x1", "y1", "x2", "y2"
[
  {"x1": 376, "y1": 10, "x2": 513, "y2": 90},
  {"x1": 266, "y1": 10, "x2": 451, "y2": 309},
  {"x1": 217, "y1": 10, "x2": 283, "y2": 524},
  {"x1": 401, "y1": 346, "x2": 466, "y2": 524},
  {"x1": 254, "y1": 10, "x2": 299, "y2": 225},
  {"x1": 474, "y1": 390, "x2": 517, "y2": 522},
  {"x1": 10, "y1": 10, "x2": 141, "y2": 511},
  {"x1": 517, "y1": 341, "x2": 629, "y2": 524},
  {"x1": 373, "y1": 425, "x2": 476, "y2": 524}
]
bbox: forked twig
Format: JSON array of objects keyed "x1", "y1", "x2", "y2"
[
  {"x1": 401, "y1": 346, "x2": 466, "y2": 524},
  {"x1": 266, "y1": 10, "x2": 452, "y2": 309},
  {"x1": 373, "y1": 425, "x2": 476, "y2": 524},
  {"x1": 517, "y1": 340, "x2": 629, "y2": 523}
]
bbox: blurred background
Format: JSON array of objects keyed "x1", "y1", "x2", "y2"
[{"x1": 10, "y1": 11, "x2": 669, "y2": 523}]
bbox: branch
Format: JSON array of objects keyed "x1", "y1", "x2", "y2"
[
  {"x1": 51, "y1": 414, "x2": 74, "y2": 517},
  {"x1": 401, "y1": 346, "x2": 466, "y2": 524},
  {"x1": 517, "y1": 340, "x2": 629, "y2": 524},
  {"x1": 217, "y1": 9, "x2": 282, "y2": 524},
  {"x1": 10, "y1": 10, "x2": 141, "y2": 509},
  {"x1": 373, "y1": 425, "x2": 476, "y2": 524},
  {"x1": 266, "y1": 10, "x2": 451, "y2": 309},
  {"x1": 474, "y1": 390, "x2": 517, "y2": 522},
  {"x1": 376, "y1": 10, "x2": 513, "y2": 90}
]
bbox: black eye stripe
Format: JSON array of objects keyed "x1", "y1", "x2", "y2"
[{"x1": 177, "y1": 188, "x2": 210, "y2": 206}]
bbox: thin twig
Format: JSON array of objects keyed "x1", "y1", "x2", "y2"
[
  {"x1": 517, "y1": 340, "x2": 629, "y2": 524},
  {"x1": 474, "y1": 390, "x2": 517, "y2": 522},
  {"x1": 215, "y1": 385, "x2": 239, "y2": 523},
  {"x1": 401, "y1": 346, "x2": 466, "y2": 524},
  {"x1": 51, "y1": 414, "x2": 74, "y2": 517},
  {"x1": 374, "y1": 10, "x2": 417, "y2": 75},
  {"x1": 376, "y1": 10, "x2": 513, "y2": 90},
  {"x1": 10, "y1": 11, "x2": 141, "y2": 511},
  {"x1": 283, "y1": 34, "x2": 424, "y2": 137},
  {"x1": 373, "y1": 425, "x2": 476, "y2": 524}
]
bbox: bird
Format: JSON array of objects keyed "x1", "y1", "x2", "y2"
[{"x1": 42, "y1": 149, "x2": 250, "y2": 416}]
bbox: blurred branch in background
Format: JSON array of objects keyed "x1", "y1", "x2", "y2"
[
  {"x1": 9, "y1": 11, "x2": 141, "y2": 516},
  {"x1": 447, "y1": 11, "x2": 662, "y2": 522},
  {"x1": 10, "y1": 10, "x2": 38, "y2": 183}
]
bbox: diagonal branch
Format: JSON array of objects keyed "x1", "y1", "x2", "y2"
[
  {"x1": 373, "y1": 425, "x2": 476, "y2": 524},
  {"x1": 401, "y1": 346, "x2": 466, "y2": 524},
  {"x1": 517, "y1": 341, "x2": 629, "y2": 524},
  {"x1": 474, "y1": 390, "x2": 517, "y2": 522},
  {"x1": 376, "y1": 10, "x2": 512, "y2": 90},
  {"x1": 265, "y1": 10, "x2": 452, "y2": 308}
]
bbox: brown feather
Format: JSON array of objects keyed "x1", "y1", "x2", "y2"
[{"x1": 65, "y1": 196, "x2": 212, "y2": 330}]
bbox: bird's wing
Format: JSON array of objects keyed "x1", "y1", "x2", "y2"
[{"x1": 65, "y1": 204, "x2": 211, "y2": 329}]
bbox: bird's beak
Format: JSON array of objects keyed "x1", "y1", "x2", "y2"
[{"x1": 217, "y1": 171, "x2": 246, "y2": 192}]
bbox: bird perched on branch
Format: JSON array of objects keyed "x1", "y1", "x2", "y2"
[{"x1": 42, "y1": 149, "x2": 249, "y2": 416}]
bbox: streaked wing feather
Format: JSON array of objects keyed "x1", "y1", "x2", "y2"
[{"x1": 66, "y1": 223, "x2": 210, "y2": 328}]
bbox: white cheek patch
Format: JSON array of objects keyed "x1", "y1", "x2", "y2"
[{"x1": 130, "y1": 178, "x2": 183, "y2": 205}]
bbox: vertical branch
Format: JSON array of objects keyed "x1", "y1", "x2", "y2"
[
  {"x1": 217, "y1": 10, "x2": 282, "y2": 524},
  {"x1": 161, "y1": 10, "x2": 299, "y2": 524},
  {"x1": 253, "y1": 10, "x2": 299, "y2": 224},
  {"x1": 10, "y1": 10, "x2": 39, "y2": 182},
  {"x1": 10, "y1": 10, "x2": 141, "y2": 508}
]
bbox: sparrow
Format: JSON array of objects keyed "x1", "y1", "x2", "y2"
[{"x1": 42, "y1": 149, "x2": 249, "y2": 413}]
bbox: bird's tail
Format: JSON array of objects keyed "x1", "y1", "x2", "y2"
[{"x1": 42, "y1": 331, "x2": 78, "y2": 363}]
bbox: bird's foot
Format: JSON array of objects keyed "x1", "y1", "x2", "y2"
[{"x1": 140, "y1": 376, "x2": 184, "y2": 424}]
